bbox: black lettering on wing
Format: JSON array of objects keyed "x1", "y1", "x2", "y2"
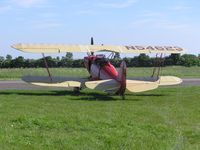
[
  {"x1": 155, "y1": 46, "x2": 165, "y2": 51},
  {"x1": 135, "y1": 46, "x2": 145, "y2": 50},
  {"x1": 174, "y1": 46, "x2": 183, "y2": 51},
  {"x1": 164, "y1": 46, "x2": 175, "y2": 51},
  {"x1": 146, "y1": 46, "x2": 155, "y2": 50},
  {"x1": 125, "y1": 46, "x2": 136, "y2": 50}
]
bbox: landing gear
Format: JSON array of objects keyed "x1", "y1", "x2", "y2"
[
  {"x1": 121, "y1": 94, "x2": 125, "y2": 100},
  {"x1": 116, "y1": 86, "x2": 126, "y2": 100},
  {"x1": 116, "y1": 90, "x2": 126, "y2": 100},
  {"x1": 73, "y1": 87, "x2": 81, "y2": 94}
]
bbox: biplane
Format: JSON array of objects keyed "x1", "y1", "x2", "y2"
[{"x1": 12, "y1": 38, "x2": 184, "y2": 99}]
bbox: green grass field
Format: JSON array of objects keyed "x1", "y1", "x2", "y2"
[
  {"x1": 0, "y1": 66, "x2": 200, "y2": 80},
  {"x1": 0, "y1": 86, "x2": 199, "y2": 150}
]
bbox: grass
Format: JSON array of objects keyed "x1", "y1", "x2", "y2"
[
  {"x1": 0, "y1": 86, "x2": 199, "y2": 149},
  {"x1": 0, "y1": 68, "x2": 88, "y2": 80},
  {"x1": 0, "y1": 66, "x2": 200, "y2": 80}
]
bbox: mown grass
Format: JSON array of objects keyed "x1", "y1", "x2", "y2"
[
  {"x1": 0, "y1": 86, "x2": 199, "y2": 149},
  {"x1": 0, "y1": 66, "x2": 200, "y2": 80}
]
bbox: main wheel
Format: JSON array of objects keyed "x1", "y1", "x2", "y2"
[
  {"x1": 121, "y1": 94, "x2": 125, "y2": 100},
  {"x1": 73, "y1": 87, "x2": 81, "y2": 94}
]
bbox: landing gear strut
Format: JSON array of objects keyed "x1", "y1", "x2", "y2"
[{"x1": 121, "y1": 94, "x2": 125, "y2": 100}]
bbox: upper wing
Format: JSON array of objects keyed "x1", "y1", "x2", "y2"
[{"x1": 12, "y1": 44, "x2": 184, "y2": 54}]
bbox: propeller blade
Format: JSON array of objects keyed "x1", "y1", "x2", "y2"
[{"x1": 91, "y1": 37, "x2": 94, "y2": 45}]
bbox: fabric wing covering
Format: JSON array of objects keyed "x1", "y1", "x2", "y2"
[{"x1": 12, "y1": 44, "x2": 184, "y2": 54}]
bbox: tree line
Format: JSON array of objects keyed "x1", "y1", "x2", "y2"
[{"x1": 0, "y1": 52, "x2": 200, "y2": 68}]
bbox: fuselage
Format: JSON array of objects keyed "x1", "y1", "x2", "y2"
[
  {"x1": 84, "y1": 55, "x2": 126, "y2": 96},
  {"x1": 84, "y1": 55, "x2": 118, "y2": 81}
]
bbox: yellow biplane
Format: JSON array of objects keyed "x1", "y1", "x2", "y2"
[{"x1": 12, "y1": 38, "x2": 184, "y2": 98}]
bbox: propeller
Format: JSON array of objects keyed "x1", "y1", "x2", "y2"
[
  {"x1": 91, "y1": 37, "x2": 94, "y2": 45},
  {"x1": 90, "y1": 37, "x2": 94, "y2": 55}
]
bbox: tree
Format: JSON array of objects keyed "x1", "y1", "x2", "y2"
[
  {"x1": 114, "y1": 52, "x2": 120, "y2": 59},
  {"x1": 110, "y1": 59, "x2": 121, "y2": 67},
  {"x1": 57, "y1": 53, "x2": 74, "y2": 67},
  {"x1": 0, "y1": 56, "x2": 5, "y2": 67},
  {"x1": 138, "y1": 54, "x2": 151, "y2": 67},
  {"x1": 165, "y1": 54, "x2": 180, "y2": 66},
  {"x1": 123, "y1": 57, "x2": 131, "y2": 67},
  {"x1": 0, "y1": 56, "x2": 4, "y2": 62},
  {"x1": 24, "y1": 59, "x2": 36, "y2": 68},
  {"x1": 66, "y1": 52, "x2": 73, "y2": 60},
  {"x1": 44, "y1": 56, "x2": 57, "y2": 67},
  {"x1": 59, "y1": 56, "x2": 73, "y2": 67},
  {"x1": 73, "y1": 59, "x2": 84, "y2": 68},
  {"x1": 3, "y1": 55, "x2": 13, "y2": 68},
  {"x1": 179, "y1": 54, "x2": 199, "y2": 67},
  {"x1": 56, "y1": 56, "x2": 60, "y2": 61},
  {"x1": 10, "y1": 56, "x2": 25, "y2": 68},
  {"x1": 6, "y1": 54, "x2": 12, "y2": 61}
]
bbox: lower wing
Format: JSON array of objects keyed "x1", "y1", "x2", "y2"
[
  {"x1": 158, "y1": 76, "x2": 182, "y2": 86},
  {"x1": 126, "y1": 76, "x2": 182, "y2": 93},
  {"x1": 23, "y1": 75, "x2": 182, "y2": 92},
  {"x1": 85, "y1": 79, "x2": 120, "y2": 93},
  {"x1": 126, "y1": 79, "x2": 158, "y2": 93},
  {"x1": 22, "y1": 76, "x2": 88, "y2": 88},
  {"x1": 85, "y1": 79, "x2": 159, "y2": 93},
  {"x1": 128, "y1": 76, "x2": 182, "y2": 86}
]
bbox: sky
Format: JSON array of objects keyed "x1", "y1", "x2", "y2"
[{"x1": 0, "y1": 0, "x2": 200, "y2": 59}]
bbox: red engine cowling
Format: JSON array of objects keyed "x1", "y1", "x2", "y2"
[{"x1": 84, "y1": 55, "x2": 118, "y2": 80}]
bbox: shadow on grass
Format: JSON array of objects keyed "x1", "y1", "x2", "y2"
[
  {"x1": 132, "y1": 93, "x2": 166, "y2": 97},
  {"x1": 0, "y1": 90, "x2": 118, "y2": 101},
  {"x1": 0, "y1": 90, "x2": 167, "y2": 101}
]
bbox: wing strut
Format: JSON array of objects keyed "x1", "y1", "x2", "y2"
[
  {"x1": 151, "y1": 53, "x2": 164, "y2": 78},
  {"x1": 157, "y1": 53, "x2": 163, "y2": 78},
  {"x1": 42, "y1": 53, "x2": 52, "y2": 82},
  {"x1": 151, "y1": 54, "x2": 158, "y2": 77},
  {"x1": 107, "y1": 52, "x2": 115, "y2": 59}
]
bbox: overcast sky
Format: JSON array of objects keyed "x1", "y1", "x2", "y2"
[{"x1": 0, "y1": 0, "x2": 200, "y2": 58}]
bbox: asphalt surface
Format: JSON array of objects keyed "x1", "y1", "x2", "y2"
[
  {"x1": 0, "y1": 79, "x2": 199, "y2": 90},
  {"x1": 181, "y1": 78, "x2": 200, "y2": 86},
  {"x1": 0, "y1": 80, "x2": 68, "y2": 90}
]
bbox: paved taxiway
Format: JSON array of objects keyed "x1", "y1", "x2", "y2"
[{"x1": 0, "y1": 79, "x2": 199, "y2": 90}]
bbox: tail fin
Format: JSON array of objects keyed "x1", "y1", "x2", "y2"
[
  {"x1": 117, "y1": 61, "x2": 127, "y2": 82},
  {"x1": 116, "y1": 61, "x2": 127, "y2": 95}
]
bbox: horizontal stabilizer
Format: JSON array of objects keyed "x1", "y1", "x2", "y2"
[
  {"x1": 85, "y1": 79, "x2": 120, "y2": 92},
  {"x1": 158, "y1": 76, "x2": 182, "y2": 86},
  {"x1": 126, "y1": 80, "x2": 158, "y2": 93}
]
